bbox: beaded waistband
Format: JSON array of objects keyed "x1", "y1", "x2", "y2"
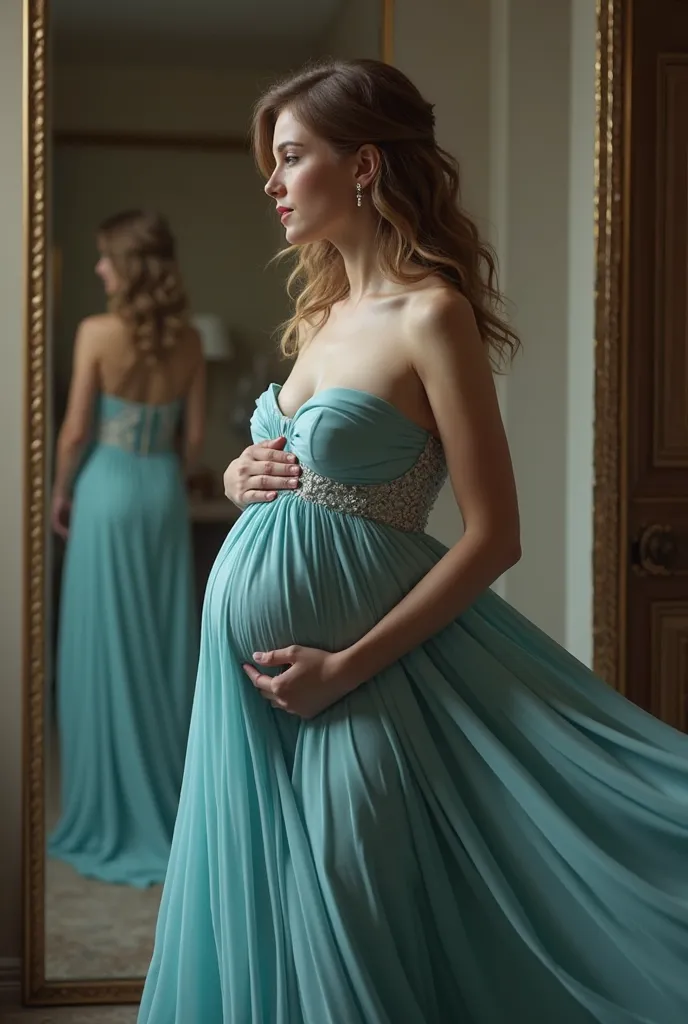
[{"x1": 296, "y1": 435, "x2": 447, "y2": 533}]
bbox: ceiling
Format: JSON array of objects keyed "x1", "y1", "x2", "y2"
[{"x1": 53, "y1": 0, "x2": 347, "y2": 69}]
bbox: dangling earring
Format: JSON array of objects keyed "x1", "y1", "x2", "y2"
[{"x1": 356, "y1": 182, "x2": 362, "y2": 208}]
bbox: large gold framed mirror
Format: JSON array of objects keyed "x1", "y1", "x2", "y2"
[
  {"x1": 23, "y1": 0, "x2": 636, "y2": 1012},
  {"x1": 23, "y1": 0, "x2": 393, "y2": 1006}
]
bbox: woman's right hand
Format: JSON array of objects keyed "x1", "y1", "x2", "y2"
[
  {"x1": 223, "y1": 436, "x2": 301, "y2": 508},
  {"x1": 51, "y1": 493, "x2": 72, "y2": 539}
]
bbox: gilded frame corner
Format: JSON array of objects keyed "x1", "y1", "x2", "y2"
[{"x1": 592, "y1": 0, "x2": 628, "y2": 691}]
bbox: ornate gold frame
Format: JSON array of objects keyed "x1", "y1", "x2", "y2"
[
  {"x1": 22, "y1": 0, "x2": 395, "y2": 1006},
  {"x1": 593, "y1": 0, "x2": 628, "y2": 690}
]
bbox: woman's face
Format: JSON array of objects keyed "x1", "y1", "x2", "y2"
[
  {"x1": 264, "y1": 109, "x2": 359, "y2": 245},
  {"x1": 95, "y1": 243, "x2": 120, "y2": 296}
]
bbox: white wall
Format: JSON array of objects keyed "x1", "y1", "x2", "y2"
[{"x1": 0, "y1": 0, "x2": 25, "y2": 975}]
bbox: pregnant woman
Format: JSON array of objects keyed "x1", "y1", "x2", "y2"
[{"x1": 139, "y1": 60, "x2": 688, "y2": 1023}]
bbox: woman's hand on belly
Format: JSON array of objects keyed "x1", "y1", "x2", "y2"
[
  {"x1": 242, "y1": 645, "x2": 354, "y2": 719},
  {"x1": 223, "y1": 436, "x2": 301, "y2": 508}
]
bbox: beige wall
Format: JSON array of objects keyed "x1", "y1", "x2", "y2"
[
  {"x1": 0, "y1": 0, "x2": 25, "y2": 973},
  {"x1": 565, "y1": 0, "x2": 596, "y2": 665},
  {"x1": 395, "y1": 0, "x2": 493, "y2": 557},
  {"x1": 493, "y1": 0, "x2": 573, "y2": 643},
  {"x1": 0, "y1": 0, "x2": 597, "y2": 977},
  {"x1": 397, "y1": 0, "x2": 596, "y2": 657},
  {"x1": 54, "y1": 64, "x2": 277, "y2": 136},
  {"x1": 496, "y1": 0, "x2": 596, "y2": 659},
  {"x1": 322, "y1": 0, "x2": 382, "y2": 58}
]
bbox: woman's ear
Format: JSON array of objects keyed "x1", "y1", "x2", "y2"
[{"x1": 355, "y1": 144, "x2": 381, "y2": 190}]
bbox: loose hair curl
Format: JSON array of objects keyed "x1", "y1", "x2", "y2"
[{"x1": 98, "y1": 209, "x2": 189, "y2": 364}]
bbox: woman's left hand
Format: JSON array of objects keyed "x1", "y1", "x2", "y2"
[{"x1": 243, "y1": 645, "x2": 354, "y2": 719}]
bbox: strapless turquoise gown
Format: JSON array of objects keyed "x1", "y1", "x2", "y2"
[
  {"x1": 49, "y1": 394, "x2": 198, "y2": 887},
  {"x1": 139, "y1": 385, "x2": 688, "y2": 1023}
]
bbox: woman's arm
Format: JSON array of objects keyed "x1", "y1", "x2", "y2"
[
  {"x1": 336, "y1": 290, "x2": 521, "y2": 690},
  {"x1": 244, "y1": 290, "x2": 522, "y2": 717},
  {"x1": 53, "y1": 318, "x2": 101, "y2": 499},
  {"x1": 182, "y1": 331, "x2": 206, "y2": 473}
]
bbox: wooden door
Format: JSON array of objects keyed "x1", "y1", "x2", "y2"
[{"x1": 626, "y1": 0, "x2": 688, "y2": 728}]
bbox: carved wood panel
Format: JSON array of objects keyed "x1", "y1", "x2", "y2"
[
  {"x1": 623, "y1": 0, "x2": 688, "y2": 726},
  {"x1": 650, "y1": 602, "x2": 688, "y2": 731},
  {"x1": 653, "y1": 58, "x2": 688, "y2": 469}
]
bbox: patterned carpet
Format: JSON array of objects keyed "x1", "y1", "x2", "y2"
[
  {"x1": 3, "y1": 1006, "x2": 138, "y2": 1022},
  {"x1": 45, "y1": 726, "x2": 161, "y2": 980},
  {"x1": 45, "y1": 858, "x2": 160, "y2": 980}
]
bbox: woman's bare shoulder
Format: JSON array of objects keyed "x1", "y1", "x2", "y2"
[
  {"x1": 78, "y1": 312, "x2": 125, "y2": 334},
  {"x1": 403, "y1": 277, "x2": 471, "y2": 317},
  {"x1": 72, "y1": 314, "x2": 126, "y2": 360},
  {"x1": 398, "y1": 279, "x2": 476, "y2": 354}
]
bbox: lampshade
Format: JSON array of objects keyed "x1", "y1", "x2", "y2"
[{"x1": 192, "y1": 314, "x2": 234, "y2": 361}]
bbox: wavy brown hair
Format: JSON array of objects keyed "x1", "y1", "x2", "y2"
[
  {"x1": 252, "y1": 59, "x2": 519, "y2": 369},
  {"x1": 98, "y1": 210, "x2": 189, "y2": 363}
]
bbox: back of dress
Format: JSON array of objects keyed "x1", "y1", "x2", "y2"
[
  {"x1": 94, "y1": 311, "x2": 203, "y2": 456},
  {"x1": 97, "y1": 393, "x2": 182, "y2": 457},
  {"x1": 48, "y1": 316, "x2": 202, "y2": 888}
]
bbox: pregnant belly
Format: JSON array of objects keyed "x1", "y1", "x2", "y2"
[{"x1": 204, "y1": 495, "x2": 443, "y2": 661}]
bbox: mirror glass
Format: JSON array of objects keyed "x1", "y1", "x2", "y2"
[{"x1": 45, "y1": 0, "x2": 384, "y2": 984}]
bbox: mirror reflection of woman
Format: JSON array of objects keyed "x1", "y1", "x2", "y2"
[{"x1": 48, "y1": 210, "x2": 205, "y2": 887}]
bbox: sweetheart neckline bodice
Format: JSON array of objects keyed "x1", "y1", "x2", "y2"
[{"x1": 268, "y1": 383, "x2": 436, "y2": 439}]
